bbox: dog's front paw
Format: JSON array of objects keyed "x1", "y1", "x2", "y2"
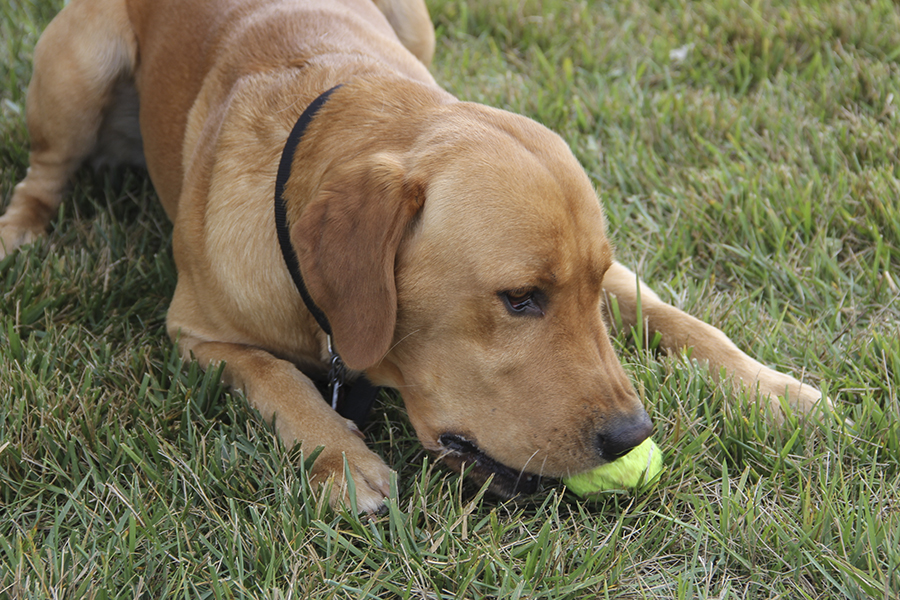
[
  {"x1": 0, "y1": 189, "x2": 57, "y2": 258},
  {"x1": 0, "y1": 218, "x2": 42, "y2": 259},
  {"x1": 309, "y1": 439, "x2": 393, "y2": 514},
  {"x1": 754, "y1": 367, "x2": 831, "y2": 418}
]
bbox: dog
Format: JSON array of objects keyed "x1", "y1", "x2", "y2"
[{"x1": 0, "y1": 0, "x2": 827, "y2": 512}]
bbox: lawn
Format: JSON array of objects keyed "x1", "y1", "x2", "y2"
[{"x1": 1, "y1": 0, "x2": 899, "y2": 598}]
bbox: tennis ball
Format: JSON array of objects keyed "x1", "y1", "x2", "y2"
[{"x1": 564, "y1": 438, "x2": 663, "y2": 496}]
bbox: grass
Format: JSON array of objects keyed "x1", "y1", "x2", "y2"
[{"x1": 1, "y1": 0, "x2": 899, "y2": 597}]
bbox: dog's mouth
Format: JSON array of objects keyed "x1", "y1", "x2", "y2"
[{"x1": 437, "y1": 433, "x2": 543, "y2": 497}]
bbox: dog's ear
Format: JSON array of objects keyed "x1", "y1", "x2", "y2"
[{"x1": 292, "y1": 153, "x2": 424, "y2": 370}]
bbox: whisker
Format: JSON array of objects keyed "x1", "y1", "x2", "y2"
[
  {"x1": 517, "y1": 448, "x2": 542, "y2": 489},
  {"x1": 386, "y1": 328, "x2": 421, "y2": 355},
  {"x1": 374, "y1": 328, "x2": 422, "y2": 369}
]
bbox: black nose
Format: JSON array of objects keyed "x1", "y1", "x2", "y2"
[{"x1": 596, "y1": 411, "x2": 653, "y2": 460}]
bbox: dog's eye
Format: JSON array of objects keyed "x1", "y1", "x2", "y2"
[{"x1": 500, "y1": 289, "x2": 544, "y2": 317}]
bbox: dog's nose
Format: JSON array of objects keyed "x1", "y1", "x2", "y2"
[{"x1": 596, "y1": 411, "x2": 653, "y2": 460}]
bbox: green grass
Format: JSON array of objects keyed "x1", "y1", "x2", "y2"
[{"x1": 2, "y1": 0, "x2": 899, "y2": 597}]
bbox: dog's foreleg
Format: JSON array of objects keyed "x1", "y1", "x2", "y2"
[
  {"x1": 602, "y1": 262, "x2": 827, "y2": 416},
  {"x1": 0, "y1": 0, "x2": 136, "y2": 257},
  {"x1": 178, "y1": 337, "x2": 392, "y2": 513}
]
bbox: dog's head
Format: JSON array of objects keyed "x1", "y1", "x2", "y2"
[{"x1": 290, "y1": 93, "x2": 651, "y2": 495}]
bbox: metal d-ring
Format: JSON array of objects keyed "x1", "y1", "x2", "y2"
[{"x1": 326, "y1": 335, "x2": 348, "y2": 410}]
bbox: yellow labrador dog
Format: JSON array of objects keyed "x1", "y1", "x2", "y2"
[{"x1": 0, "y1": 0, "x2": 825, "y2": 512}]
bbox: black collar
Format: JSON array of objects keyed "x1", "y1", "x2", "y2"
[{"x1": 273, "y1": 85, "x2": 382, "y2": 428}]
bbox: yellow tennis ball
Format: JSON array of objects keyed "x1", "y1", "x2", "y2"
[{"x1": 564, "y1": 438, "x2": 663, "y2": 496}]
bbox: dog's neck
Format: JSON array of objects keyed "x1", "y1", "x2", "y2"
[
  {"x1": 274, "y1": 85, "x2": 342, "y2": 336},
  {"x1": 273, "y1": 84, "x2": 381, "y2": 428}
]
